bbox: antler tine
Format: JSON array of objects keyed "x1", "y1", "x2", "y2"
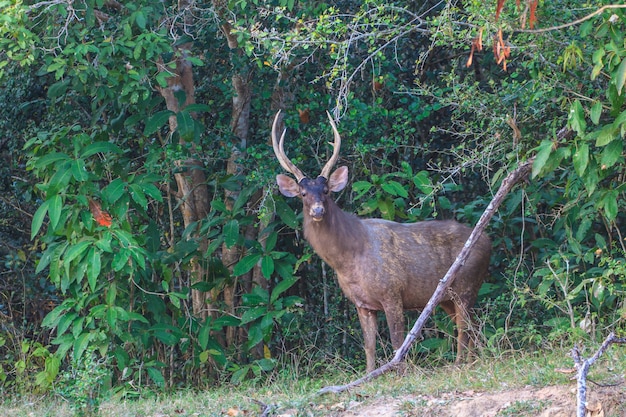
[
  {"x1": 320, "y1": 110, "x2": 342, "y2": 180},
  {"x1": 271, "y1": 110, "x2": 306, "y2": 182}
]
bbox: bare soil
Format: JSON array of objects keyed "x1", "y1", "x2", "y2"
[{"x1": 306, "y1": 384, "x2": 625, "y2": 417}]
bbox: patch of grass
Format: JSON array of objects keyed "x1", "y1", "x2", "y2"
[{"x1": 496, "y1": 399, "x2": 550, "y2": 416}]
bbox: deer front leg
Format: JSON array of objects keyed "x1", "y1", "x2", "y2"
[{"x1": 356, "y1": 307, "x2": 378, "y2": 373}]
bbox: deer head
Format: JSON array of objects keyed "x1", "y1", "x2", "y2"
[{"x1": 272, "y1": 110, "x2": 349, "y2": 221}]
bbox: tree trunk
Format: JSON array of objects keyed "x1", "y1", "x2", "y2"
[{"x1": 156, "y1": 43, "x2": 211, "y2": 319}]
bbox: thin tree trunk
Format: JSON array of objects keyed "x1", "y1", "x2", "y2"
[{"x1": 156, "y1": 45, "x2": 211, "y2": 319}]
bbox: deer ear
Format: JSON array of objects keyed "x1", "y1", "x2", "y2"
[
  {"x1": 328, "y1": 166, "x2": 348, "y2": 192},
  {"x1": 276, "y1": 174, "x2": 300, "y2": 197}
]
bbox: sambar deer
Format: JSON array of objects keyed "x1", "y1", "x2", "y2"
[{"x1": 271, "y1": 110, "x2": 491, "y2": 372}]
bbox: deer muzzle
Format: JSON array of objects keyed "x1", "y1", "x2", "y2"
[{"x1": 309, "y1": 203, "x2": 325, "y2": 221}]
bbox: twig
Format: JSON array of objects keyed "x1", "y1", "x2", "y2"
[
  {"x1": 572, "y1": 332, "x2": 626, "y2": 417},
  {"x1": 319, "y1": 156, "x2": 536, "y2": 394}
]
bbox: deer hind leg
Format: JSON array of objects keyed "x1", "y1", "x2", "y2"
[
  {"x1": 383, "y1": 303, "x2": 406, "y2": 351},
  {"x1": 356, "y1": 307, "x2": 378, "y2": 373},
  {"x1": 440, "y1": 300, "x2": 472, "y2": 363}
]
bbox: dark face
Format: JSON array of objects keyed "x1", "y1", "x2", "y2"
[
  {"x1": 276, "y1": 165, "x2": 349, "y2": 222},
  {"x1": 298, "y1": 177, "x2": 330, "y2": 221}
]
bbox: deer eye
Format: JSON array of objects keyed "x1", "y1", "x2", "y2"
[
  {"x1": 323, "y1": 186, "x2": 329, "y2": 194},
  {"x1": 300, "y1": 190, "x2": 307, "y2": 197}
]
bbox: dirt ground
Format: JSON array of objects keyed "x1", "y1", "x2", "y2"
[{"x1": 312, "y1": 384, "x2": 626, "y2": 417}]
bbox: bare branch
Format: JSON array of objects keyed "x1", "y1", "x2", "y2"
[{"x1": 572, "y1": 332, "x2": 626, "y2": 417}]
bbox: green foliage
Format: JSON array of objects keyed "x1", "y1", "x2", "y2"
[
  {"x1": 55, "y1": 348, "x2": 109, "y2": 416},
  {"x1": 0, "y1": 337, "x2": 59, "y2": 394}
]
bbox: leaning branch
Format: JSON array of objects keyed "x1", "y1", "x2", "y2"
[{"x1": 319, "y1": 155, "x2": 536, "y2": 394}]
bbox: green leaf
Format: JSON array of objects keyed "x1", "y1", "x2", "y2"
[
  {"x1": 531, "y1": 140, "x2": 554, "y2": 178},
  {"x1": 600, "y1": 139, "x2": 623, "y2": 169},
  {"x1": 223, "y1": 219, "x2": 240, "y2": 248},
  {"x1": 141, "y1": 182, "x2": 163, "y2": 202},
  {"x1": 112, "y1": 250, "x2": 131, "y2": 272},
  {"x1": 233, "y1": 253, "x2": 261, "y2": 276},
  {"x1": 231, "y1": 367, "x2": 249, "y2": 385},
  {"x1": 106, "y1": 306, "x2": 118, "y2": 328},
  {"x1": 568, "y1": 100, "x2": 586, "y2": 136},
  {"x1": 594, "y1": 124, "x2": 617, "y2": 147},
  {"x1": 41, "y1": 304, "x2": 68, "y2": 329},
  {"x1": 152, "y1": 324, "x2": 182, "y2": 346},
  {"x1": 71, "y1": 159, "x2": 89, "y2": 181},
  {"x1": 87, "y1": 247, "x2": 101, "y2": 292},
  {"x1": 129, "y1": 183, "x2": 148, "y2": 209},
  {"x1": 63, "y1": 241, "x2": 91, "y2": 267},
  {"x1": 102, "y1": 178, "x2": 126, "y2": 204},
  {"x1": 134, "y1": 11, "x2": 146, "y2": 30},
  {"x1": 48, "y1": 194, "x2": 63, "y2": 230},
  {"x1": 144, "y1": 110, "x2": 173, "y2": 136},
  {"x1": 270, "y1": 276, "x2": 298, "y2": 305},
  {"x1": 198, "y1": 324, "x2": 210, "y2": 350},
  {"x1": 590, "y1": 101, "x2": 602, "y2": 125},
  {"x1": 80, "y1": 141, "x2": 123, "y2": 158},
  {"x1": 572, "y1": 142, "x2": 589, "y2": 176},
  {"x1": 184, "y1": 103, "x2": 211, "y2": 113},
  {"x1": 602, "y1": 190, "x2": 618, "y2": 222},
  {"x1": 275, "y1": 199, "x2": 299, "y2": 229},
  {"x1": 176, "y1": 110, "x2": 195, "y2": 142},
  {"x1": 240, "y1": 306, "x2": 267, "y2": 325},
  {"x1": 31, "y1": 200, "x2": 49, "y2": 239},
  {"x1": 146, "y1": 367, "x2": 165, "y2": 387},
  {"x1": 47, "y1": 80, "x2": 69, "y2": 100},
  {"x1": 47, "y1": 161, "x2": 73, "y2": 193},
  {"x1": 352, "y1": 180, "x2": 373, "y2": 199},
  {"x1": 261, "y1": 255, "x2": 274, "y2": 279},
  {"x1": 615, "y1": 57, "x2": 626, "y2": 96},
  {"x1": 56, "y1": 312, "x2": 78, "y2": 336},
  {"x1": 34, "y1": 152, "x2": 71, "y2": 169},
  {"x1": 73, "y1": 332, "x2": 91, "y2": 362},
  {"x1": 413, "y1": 171, "x2": 433, "y2": 194},
  {"x1": 381, "y1": 180, "x2": 408, "y2": 198}
]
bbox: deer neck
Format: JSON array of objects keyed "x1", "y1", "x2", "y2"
[{"x1": 303, "y1": 199, "x2": 365, "y2": 271}]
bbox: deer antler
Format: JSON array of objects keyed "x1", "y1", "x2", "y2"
[
  {"x1": 272, "y1": 110, "x2": 306, "y2": 182},
  {"x1": 320, "y1": 110, "x2": 342, "y2": 180}
]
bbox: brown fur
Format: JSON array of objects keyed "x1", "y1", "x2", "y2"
[{"x1": 277, "y1": 166, "x2": 491, "y2": 372}]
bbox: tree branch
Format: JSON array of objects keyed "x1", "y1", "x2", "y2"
[{"x1": 572, "y1": 332, "x2": 626, "y2": 417}]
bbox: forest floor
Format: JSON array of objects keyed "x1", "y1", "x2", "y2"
[{"x1": 324, "y1": 384, "x2": 624, "y2": 417}]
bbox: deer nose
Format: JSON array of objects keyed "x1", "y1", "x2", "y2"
[{"x1": 310, "y1": 204, "x2": 325, "y2": 220}]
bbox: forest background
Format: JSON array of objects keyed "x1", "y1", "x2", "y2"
[{"x1": 0, "y1": 0, "x2": 625, "y2": 407}]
